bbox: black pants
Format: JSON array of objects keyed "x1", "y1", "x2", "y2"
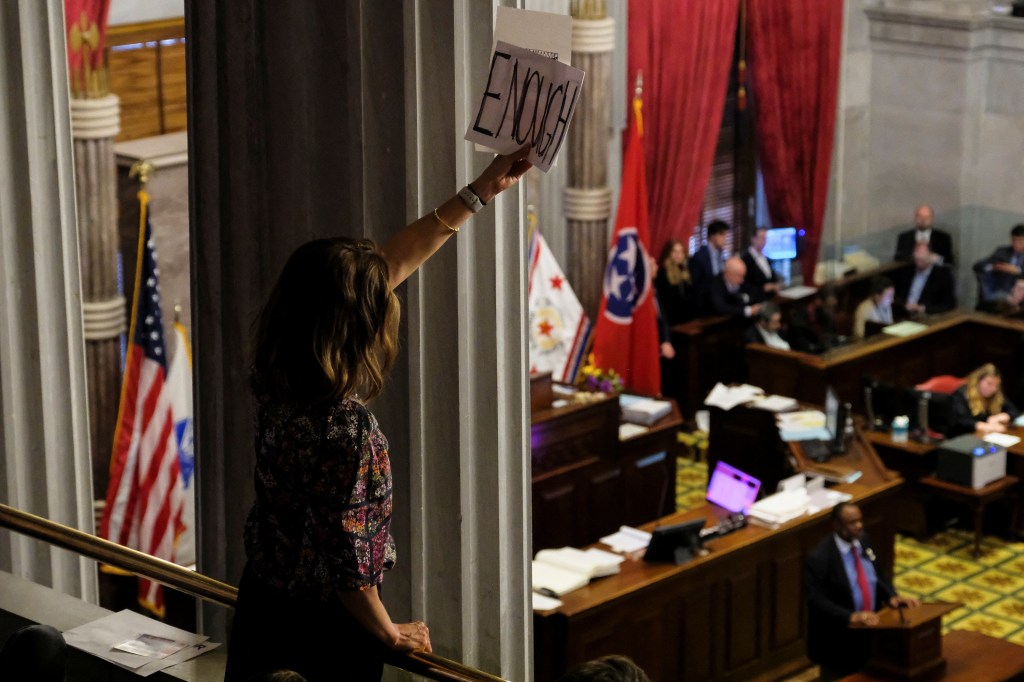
[
  {"x1": 0, "y1": 624, "x2": 67, "y2": 682},
  {"x1": 224, "y1": 563, "x2": 386, "y2": 682}
]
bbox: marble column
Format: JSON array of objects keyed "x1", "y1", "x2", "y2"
[
  {"x1": 565, "y1": 9, "x2": 615, "y2": 319},
  {"x1": 186, "y1": 5, "x2": 531, "y2": 677},
  {"x1": 70, "y1": 94, "x2": 125, "y2": 509},
  {"x1": 0, "y1": 0, "x2": 98, "y2": 602}
]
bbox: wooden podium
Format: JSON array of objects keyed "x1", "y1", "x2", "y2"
[{"x1": 853, "y1": 602, "x2": 959, "y2": 680}]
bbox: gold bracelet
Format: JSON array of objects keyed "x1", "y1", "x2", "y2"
[{"x1": 433, "y1": 208, "x2": 459, "y2": 234}]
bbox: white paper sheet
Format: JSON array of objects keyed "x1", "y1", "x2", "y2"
[
  {"x1": 465, "y1": 41, "x2": 585, "y2": 172},
  {"x1": 984, "y1": 432, "x2": 1022, "y2": 448},
  {"x1": 64, "y1": 609, "x2": 215, "y2": 677}
]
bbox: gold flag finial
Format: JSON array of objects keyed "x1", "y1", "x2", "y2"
[{"x1": 129, "y1": 160, "x2": 155, "y2": 186}]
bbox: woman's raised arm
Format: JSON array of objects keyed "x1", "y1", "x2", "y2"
[{"x1": 380, "y1": 145, "x2": 532, "y2": 288}]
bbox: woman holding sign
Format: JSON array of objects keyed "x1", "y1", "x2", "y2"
[{"x1": 224, "y1": 146, "x2": 531, "y2": 682}]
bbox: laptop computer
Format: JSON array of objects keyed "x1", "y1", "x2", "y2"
[{"x1": 706, "y1": 460, "x2": 761, "y2": 515}]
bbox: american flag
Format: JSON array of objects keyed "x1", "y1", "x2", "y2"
[{"x1": 100, "y1": 191, "x2": 185, "y2": 617}]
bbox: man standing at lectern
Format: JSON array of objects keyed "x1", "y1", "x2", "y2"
[{"x1": 805, "y1": 502, "x2": 919, "y2": 680}]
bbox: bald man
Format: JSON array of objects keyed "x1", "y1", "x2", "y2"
[
  {"x1": 705, "y1": 257, "x2": 761, "y2": 319},
  {"x1": 894, "y1": 205, "x2": 954, "y2": 266}
]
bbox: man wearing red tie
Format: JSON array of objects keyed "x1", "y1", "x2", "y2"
[{"x1": 805, "y1": 502, "x2": 920, "y2": 680}]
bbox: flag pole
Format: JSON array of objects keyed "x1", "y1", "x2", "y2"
[{"x1": 633, "y1": 70, "x2": 644, "y2": 137}]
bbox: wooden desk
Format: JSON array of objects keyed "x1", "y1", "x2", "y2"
[
  {"x1": 666, "y1": 263, "x2": 914, "y2": 417},
  {"x1": 534, "y1": 426, "x2": 902, "y2": 682},
  {"x1": 842, "y1": 630, "x2": 1024, "y2": 681},
  {"x1": 531, "y1": 394, "x2": 684, "y2": 551},
  {"x1": 920, "y1": 475, "x2": 1020, "y2": 557},
  {"x1": 749, "y1": 312, "x2": 1024, "y2": 414},
  {"x1": 865, "y1": 428, "x2": 1024, "y2": 539}
]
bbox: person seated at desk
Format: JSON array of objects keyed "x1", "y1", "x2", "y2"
[
  {"x1": 893, "y1": 243, "x2": 957, "y2": 318},
  {"x1": 744, "y1": 302, "x2": 790, "y2": 350},
  {"x1": 852, "y1": 276, "x2": 895, "y2": 339},
  {"x1": 690, "y1": 220, "x2": 729, "y2": 299},
  {"x1": 705, "y1": 257, "x2": 761, "y2": 320},
  {"x1": 654, "y1": 239, "x2": 698, "y2": 325},
  {"x1": 742, "y1": 227, "x2": 782, "y2": 303},
  {"x1": 894, "y1": 204, "x2": 954, "y2": 266},
  {"x1": 996, "y1": 275, "x2": 1024, "y2": 317},
  {"x1": 788, "y1": 286, "x2": 840, "y2": 354},
  {"x1": 948, "y1": 363, "x2": 1021, "y2": 437},
  {"x1": 974, "y1": 224, "x2": 1024, "y2": 310},
  {"x1": 806, "y1": 502, "x2": 919, "y2": 680}
]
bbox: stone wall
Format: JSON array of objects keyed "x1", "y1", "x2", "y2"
[{"x1": 824, "y1": 0, "x2": 1024, "y2": 300}]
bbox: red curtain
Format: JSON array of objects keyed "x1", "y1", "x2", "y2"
[
  {"x1": 628, "y1": 0, "x2": 740, "y2": 257},
  {"x1": 748, "y1": 0, "x2": 843, "y2": 283}
]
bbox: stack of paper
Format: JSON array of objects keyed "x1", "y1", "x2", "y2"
[
  {"x1": 776, "y1": 410, "x2": 829, "y2": 441},
  {"x1": 751, "y1": 394, "x2": 799, "y2": 412},
  {"x1": 882, "y1": 321, "x2": 928, "y2": 337},
  {"x1": 748, "y1": 490, "x2": 811, "y2": 528},
  {"x1": 984, "y1": 432, "x2": 1021, "y2": 448},
  {"x1": 618, "y1": 423, "x2": 649, "y2": 440},
  {"x1": 532, "y1": 547, "x2": 625, "y2": 596},
  {"x1": 777, "y1": 285, "x2": 818, "y2": 300},
  {"x1": 704, "y1": 383, "x2": 764, "y2": 411},
  {"x1": 64, "y1": 609, "x2": 219, "y2": 677},
  {"x1": 599, "y1": 525, "x2": 652, "y2": 553},
  {"x1": 620, "y1": 394, "x2": 672, "y2": 425}
]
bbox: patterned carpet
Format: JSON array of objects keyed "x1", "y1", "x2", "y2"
[{"x1": 675, "y1": 445, "x2": 1024, "y2": 644}]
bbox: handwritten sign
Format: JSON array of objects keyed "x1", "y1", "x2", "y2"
[{"x1": 465, "y1": 41, "x2": 585, "y2": 173}]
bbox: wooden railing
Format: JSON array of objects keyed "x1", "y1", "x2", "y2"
[{"x1": 0, "y1": 503, "x2": 506, "y2": 682}]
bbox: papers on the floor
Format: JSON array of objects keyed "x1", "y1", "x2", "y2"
[
  {"x1": 777, "y1": 410, "x2": 830, "y2": 441},
  {"x1": 750, "y1": 394, "x2": 799, "y2": 412},
  {"x1": 984, "y1": 432, "x2": 1021, "y2": 448},
  {"x1": 620, "y1": 394, "x2": 672, "y2": 425},
  {"x1": 777, "y1": 285, "x2": 818, "y2": 300},
  {"x1": 704, "y1": 383, "x2": 764, "y2": 411},
  {"x1": 64, "y1": 609, "x2": 218, "y2": 677},
  {"x1": 600, "y1": 525, "x2": 652, "y2": 554},
  {"x1": 882, "y1": 320, "x2": 928, "y2": 337},
  {"x1": 619, "y1": 423, "x2": 649, "y2": 440},
  {"x1": 532, "y1": 591, "x2": 563, "y2": 611}
]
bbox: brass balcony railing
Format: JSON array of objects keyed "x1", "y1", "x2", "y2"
[{"x1": 0, "y1": 503, "x2": 506, "y2": 682}]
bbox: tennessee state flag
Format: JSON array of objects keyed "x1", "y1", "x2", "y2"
[{"x1": 591, "y1": 95, "x2": 660, "y2": 395}]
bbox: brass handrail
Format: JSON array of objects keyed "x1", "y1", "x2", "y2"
[{"x1": 0, "y1": 503, "x2": 506, "y2": 682}]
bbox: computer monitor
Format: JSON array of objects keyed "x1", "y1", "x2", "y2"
[
  {"x1": 762, "y1": 227, "x2": 798, "y2": 260},
  {"x1": 643, "y1": 518, "x2": 706, "y2": 565},
  {"x1": 706, "y1": 460, "x2": 761, "y2": 513}
]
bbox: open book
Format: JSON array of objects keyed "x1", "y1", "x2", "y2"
[{"x1": 532, "y1": 547, "x2": 625, "y2": 596}]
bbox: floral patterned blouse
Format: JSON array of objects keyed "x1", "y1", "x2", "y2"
[{"x1": 244, "y1": 395, "x2": 396, "y2": 602}]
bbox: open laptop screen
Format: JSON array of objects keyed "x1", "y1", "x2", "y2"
[{"x1": 706, "y1": 460, "x2": 761, "y2": 513}]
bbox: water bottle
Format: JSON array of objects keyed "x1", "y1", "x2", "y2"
[{"x1": 892, "y1": 415, "x2": 910, "y2": 444}]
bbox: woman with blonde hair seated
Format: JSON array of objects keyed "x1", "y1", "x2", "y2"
[{"x1": 948, "y1": 363, "x2": 1020, "y2": 437}]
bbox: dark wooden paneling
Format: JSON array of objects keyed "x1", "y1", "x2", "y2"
[
  {"x1": 587, "y1": 464, "x2": 625, "y2": 540},
  {"x1": 623, "y1": 450, "x2": 672, "y2": 526},
  {"x1": 771, "y1": 549, "x2": 805, "y2": 650}
]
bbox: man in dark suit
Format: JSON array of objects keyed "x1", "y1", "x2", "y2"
[
  {"x1": 690, "y1": 220, "x2": 730, "y2": 300},
  {"x1": 894, "y1": 243, "x2": 957, "y2": 318},
  {"x1": 706, "y1": 257, "x2": 761, "y2": 319},
  {"x1": 742, "y1": 227, "x2": 781, "y2": 303},
  {"x1": 974, "y1": 224, "x2": 1024, "y2": 309},
  {"x1": 894, "y1": 205, "x2": 954, "y2": 265},
  {"x1": 806, "y1": 502, "x2": 918, "y2": 680}
]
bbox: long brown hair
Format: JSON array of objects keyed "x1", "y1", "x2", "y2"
[
  {"x1": 658, "y1": 239, "x2": 690, "y2": 286},
  {"x1": 964, "y1": 363, "x2": 1004, "y2": 416},
  {"x1": 252, "y1": 238, "x2": 400, "y2": 403}
]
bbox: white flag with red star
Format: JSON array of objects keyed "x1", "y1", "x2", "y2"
[{"x1": 528, "y1": 231, "x2": 592, "y2": 383}]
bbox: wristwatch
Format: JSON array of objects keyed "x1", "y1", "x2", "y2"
[{"x1": 458, "y1": 184, "x2": 485, "y2": 213}]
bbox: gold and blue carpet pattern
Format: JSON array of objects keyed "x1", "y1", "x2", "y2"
[{"x1": 675, "y1": 452, "x2": 1024, "y2": 644}]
